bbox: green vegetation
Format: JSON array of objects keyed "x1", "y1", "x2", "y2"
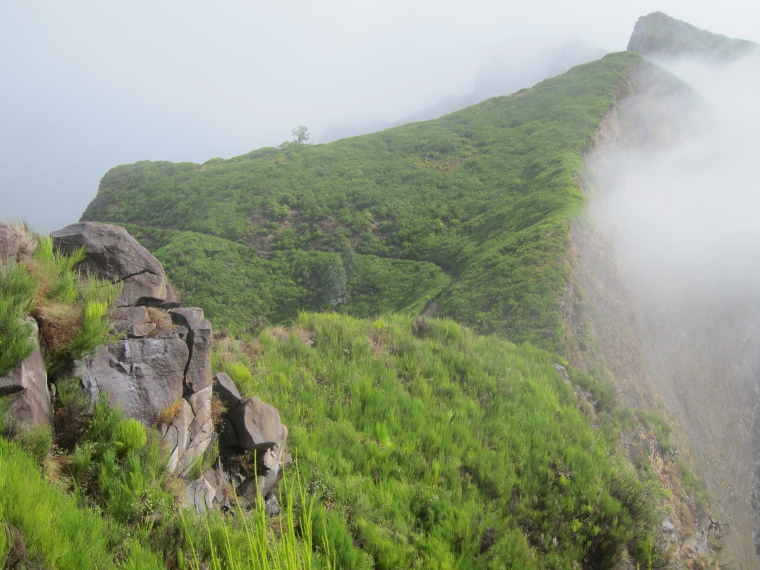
[
  {"x1": 29, "y1": 236, "x2": 121, "y2": 376},
  {"x1": 1, "y1": 395, "x2": 330, "y2": 569},
  {"x1": 0, "y1": 437, "x2": 164, "y2": 569},
  {"x1": 124, "y1": 228, "x2": 449, "y2": 329},
  {"x1": 180, "y1": 469, "x2": 333, "y2": 570},
  {"x1": 2, "y1": 304, "x2": 684, "y2": 569},
  {"x1": 0, "y1": 262, "x2": 37, "y2": 376},
  {"x1": 0, "y1": 228, "x2": 120, "y2": 380},
  {"x1": 83, "y1": 52, "x2": 643, "y2": 352},
  {"x1": 214, "y1": 312, "x2": 671, "y2": 568},
  {"x1": 1, "y1": 50, "x2": 712, "y2": 568}
]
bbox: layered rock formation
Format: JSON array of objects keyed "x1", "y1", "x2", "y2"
[{"x1": 0, "y1": 222, "x2": 289, "y2": 510}]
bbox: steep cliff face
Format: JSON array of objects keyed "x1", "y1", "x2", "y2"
[{"x1": 574, "y1": 57, "x2": 760, "y2": 568}]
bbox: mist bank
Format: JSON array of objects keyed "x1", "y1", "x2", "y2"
[{"x1": 581, "y1": 48, "x2": 760, "y2": 567}]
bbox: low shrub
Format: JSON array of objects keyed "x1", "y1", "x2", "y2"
[{"x1": 14, "y1": 424, "x2": 52, "y2": 465}]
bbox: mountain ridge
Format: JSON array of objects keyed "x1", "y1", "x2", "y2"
[{"x1": 2, "y1": 11, "x2": 759, "y2": 568}]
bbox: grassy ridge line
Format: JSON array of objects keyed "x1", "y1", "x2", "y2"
[
  {"x1": 83, "y1": 52, "x2": 642, "y2": 350},
  {"x1": 214, "y1": 312, "x2": 665, "y2": 568}
]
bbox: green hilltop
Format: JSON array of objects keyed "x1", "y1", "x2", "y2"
[{"x1": 83, "y1": 51, "x2": 641, "y2": 353}]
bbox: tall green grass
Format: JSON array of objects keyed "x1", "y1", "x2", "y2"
[
  {"x1": 0, "y1": 261, "x2": 38, "y2": 376},
  {"x1": 31, "y1": 236, "x2": 121, "y2": 377},
  {"x1": 0, "y1": 437, "x2": 165, "y2": 569},
  {"x1": 180, "y1": 465, "x2": 333, "y2": 570},
  {"x1": 213, "y1": 312, "x2": 667, "y2": 568}
]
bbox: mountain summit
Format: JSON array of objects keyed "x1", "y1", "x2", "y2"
[{"x1": 628, "y1": 11, "x2": 756, "y2": 60}]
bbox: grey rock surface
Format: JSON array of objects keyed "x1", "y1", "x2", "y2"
[
  {"x1": 227, "y1": 396, "x2": 287, "y2": 453},
  {"x1": 110, "y1": 306, "x2": 152, "y2": 336},
  {"x1": 170, "y1": 308, "x2": 213, "y2": 393},
  {"x1": 0, "y1": 320, "x2": 52, "y2": 428},
  {"x1": 213, "y1": 372, "x2": 242, "y2": 410},
  {"x1": 51, "y1": 222, "x2": 180, "y2": 308},
  {"x1": 75, "y1": 337, "x2": 188, "y2": 426},
  {"x1": 0, "y1": 223, "x2": 23, "y2": 265}
]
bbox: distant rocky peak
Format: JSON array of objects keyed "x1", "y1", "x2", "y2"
[{"x1": 628, "y1": 12, "x2": 756, "y2": 61}]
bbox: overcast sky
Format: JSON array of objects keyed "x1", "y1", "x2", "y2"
[{"x1": 1, "y1": 0, "x2": 759, "y2": 233}]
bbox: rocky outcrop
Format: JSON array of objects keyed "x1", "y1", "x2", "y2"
[
  {"x1": 0, "y1": 223, "x2": 35, "y2": 265},
  {"x1": 74, "y1": 305, "x2": 216, "y2": 478},
  {"x1": 60, "y1": 222, "x2": 290, "y2": 504},
  {"x1": 48, "y1": 222, "x2": 214, "y2": 477},
  {"x1": 184, "y1": 372, "x2": 291, "y2": 512},
  {"x1": 51, "y1": 222, "x2": 180, "y2": 308},
  {"x1": 0, "y1": 220, "x2": 290, "y2": 514},
  {"x1": 0, "y1": 319, "x2": 52, "y2": 429}
]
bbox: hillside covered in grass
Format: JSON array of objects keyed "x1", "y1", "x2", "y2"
[
  {"x1": 210, "y1": 312, "x2": 696, "y2": 569},
  {"x1": 2, "y1": 307, "x2": 694, "y2": 568},
  {"x1": 82, "y1": 52, "x2": 642, "y2": 352}
]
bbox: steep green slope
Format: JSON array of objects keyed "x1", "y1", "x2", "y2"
[
  {"x1": 83, "y1": 52, "x2": 642, "y2": 351},
  {"x1": 3, "y1": 311, "x2": 689, "y2": 569},
  {"x1": 213, "y1": 313, "x2": 673, "y2": 569}
]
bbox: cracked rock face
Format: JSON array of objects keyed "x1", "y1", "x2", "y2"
[
  {"x1": 170, "y1": 308, "x2": 213, "y2": 393},
  {"x1": 74, "y1": 337, "x2": 188, "y2": 426},
  {"x1": 76, "y1": 310, "x2": 216, "y2": 475},
  {"x1": 58, "y1": 222, "x2": 214, "y2": 475},
  {"x1": 51, "y1": 222, "x2": 180, "y2": 308}
]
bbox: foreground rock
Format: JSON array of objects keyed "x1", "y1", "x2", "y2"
[
  {"x1": 0, "y1": 221, "x2": 290, "y2": 514},
  {"x1": 74, "y1": 336, "x2": 188, "y2": 426},
  {"x1": 51, "y1": 222, "x2": 180, "y2": 308},
  {"x1": 0, "y1": 319, "x2": 52, "y2": 429},
  {"x1": 185, "y1": 373, "x2": 291, "y2": 512},
  {"x1": 75, "y1": 305, "x2": 216, "y2": 478}
]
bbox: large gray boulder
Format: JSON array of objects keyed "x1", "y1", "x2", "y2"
[
  {"x1": 0, "y1": 320, "x2": 52, "y2": 429},
  {"x1": 227, "y1": 397, "x2": 287, "y2": 454},
  {"x1": 51, "y1": 222, "x2": 180, "y2": 308},
  {"x1": 75, "y1": 336, "x2": 188, "y2": 425}
]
